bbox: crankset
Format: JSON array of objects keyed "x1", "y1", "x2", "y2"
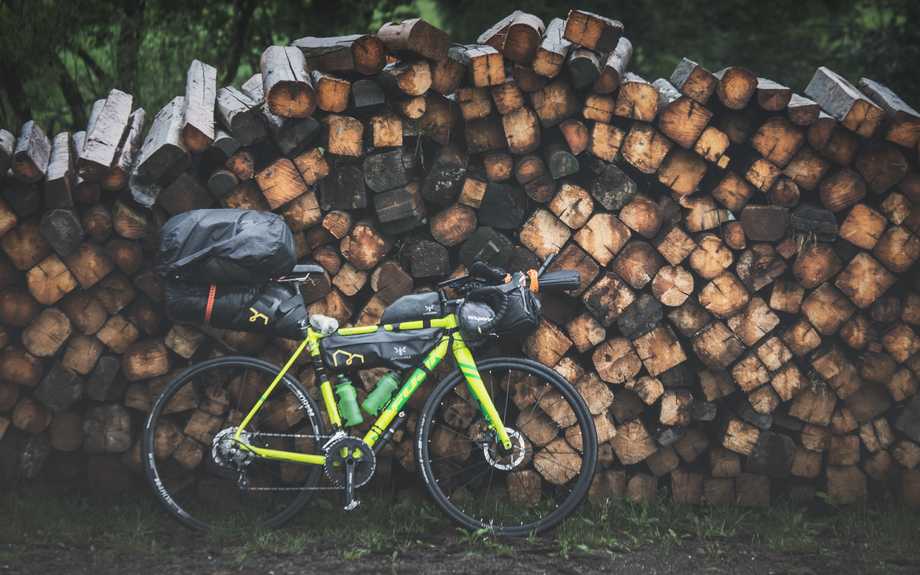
[{"x1": 323, "y1": 436, "x2": 376, "y2": 511}]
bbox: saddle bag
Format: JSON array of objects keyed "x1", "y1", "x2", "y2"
[
  {"x1": 164, "y1": 280, "x2": 309, "y2": 339},
  {"x1": 158, "y1": 209, "x2": 296, "y2": 284},
  {"x1": 320, "y1": 328, "x2": 444, "y2": 371}
]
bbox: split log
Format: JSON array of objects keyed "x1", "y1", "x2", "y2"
[
  {"x1": 377, "y1": 18, "x2": 449, "y2": 61},
  {"x1": 454, "y1": 44, "x2": 505, "y2": 88},
  {"x1": 594, "y1": 37, "x2": 632, "y2": 94},
  {"x1": 130, "y1": 96, "x2": 189, "y2": 207},
  {"x1": 421, "y1": 144, "x2": 467, "y2": 205},
  {"x1": 181, "y1": 60, "x2": 217, "y2": 151},
  {"x1": 478, "y1": 10, "x2": 545, "y2": 64},
  {"x1": 588, "y1": 122, "x2": 624, "y2": 162},
  {"x1": 380, "y1": 60, "x2": 431, "y2": 97},
  {"x1": 714, "y1": 67, "x2": 757, "y2": 110},
  {"x1": 292, "y1": 34, "x2": 385, "y2": 76},
  {"x1": 320, "y1": 157, "x2": 366, "y2": 211},
  {"x1": 805, "y1": 66, "x2": 884, "y2": 138},
  {"x1": 261, "y1": 45, "x2": 315, "y2": 118},
  {"x1": 859, "y1": 77, "x2": 920, "y2": 148},
  {"x1": 501, "y1": 106, "x2": 541, "y2": 154},
  {"x1": 531, "y1": 79, "x2": 578, "y2": 128},
  {"x1": 310, "y1": 70, "x2": 351, "y2": 113},
  {"x1": 563, "y1": 10, "x2": 623, "y2": 52},
  {"x1": 574, "y1": 213, "x2": 631, "y2": 266},
  {"x1": 255, "y1": 158, "x2": 308, "y2": 210},
  {"x1": 567, "y1": 48, "x2": 601, "y2": 90},
  {"x1": 13, "y1": 121, "x2": 51, "y2": 183},
  {"x1": 787, "y1": 93, "x2": 821, "y2": 126},
  {"x1": 350, "y1": 78, "x2": 386, "y2": 112},
  {"x1": 656, "y1": 78, "x2": 713, "y2": 150},
  {"x1": 616, "y1": 124, "x2": 671, "y2": 176},
  {"x1": 657, "y1": 148, "x2": 706, "y2": 196},
  {"x1": 670, "y1": 58, "x2": 716, "y2": 105},
  {"x1": 614, "y1": 74, "x2": 659, "y2": 122},
  {"x1": 0, "y1": 129, "x2": 13, "y2": 175},
  {"x1": 532, "y1": 17, "x2": 572, "y2": 78}
]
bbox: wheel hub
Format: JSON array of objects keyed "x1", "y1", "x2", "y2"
[
  {"x1": 211, "y1": 428, "x2": 255, "y2": 470},
  {"x1": 482, "y1": 428, "x2": 528, "y2": 471},
  {"x1": 323, "y1": 436, "x2": 376, "y2": 488}
]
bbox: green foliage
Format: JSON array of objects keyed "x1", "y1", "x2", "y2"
[
  {"x1": 0, "y1": 0, "x2": 427, "y2": 131},
  {"x1": 1, "y1": 0, "x2": 917, "y2": 134}
]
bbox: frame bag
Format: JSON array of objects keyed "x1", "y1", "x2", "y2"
[
  {"x1": 158, "y1": 209, "x2": 296, "y2": 284},
  {"x1": 320, "y1": 328, "x2": 444, "y2": 371}
]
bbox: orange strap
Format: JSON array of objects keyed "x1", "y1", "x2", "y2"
[
  {"x1": 204, "y1": 284, "x2": 217, "y2": 324},
  {"x1": 527, "y1": 269, "x2": 539, "y2": 293}
]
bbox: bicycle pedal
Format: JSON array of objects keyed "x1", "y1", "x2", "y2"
[{"x1": 343, "y1": 499, "x2": 361, "y2": 512}]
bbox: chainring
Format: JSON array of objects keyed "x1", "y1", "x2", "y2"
[{"x1": 323, "y1": 436, "x2": 376, "y2": 488}]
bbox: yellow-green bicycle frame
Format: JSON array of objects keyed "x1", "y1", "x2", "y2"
[{"x1": 232, "y1": 313, "x2": 513, "y2": 465}]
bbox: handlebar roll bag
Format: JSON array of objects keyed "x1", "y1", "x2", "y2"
[{"x1": 459, "y1": 273, "x2": 542, "y2": 341}]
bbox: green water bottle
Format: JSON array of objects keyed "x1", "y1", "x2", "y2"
[
  {"x1": 335, "y1": 376, "x2": 364, "y2": 427},
  {"x1": 362, "y1": 372, "x2": 400, "y2": 416}
]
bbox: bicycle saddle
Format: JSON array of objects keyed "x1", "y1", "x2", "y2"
[{"x1": 310, "y1": 314, "x2": 339, "y2": 336}]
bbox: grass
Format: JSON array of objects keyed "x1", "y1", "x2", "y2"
[{"x1": 0, "y1": 486, "x2": 917, "y2": 571}]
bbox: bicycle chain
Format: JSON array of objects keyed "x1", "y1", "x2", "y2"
[{"x1": 235, "y1": 431, "x2": 347, "y2": 492}]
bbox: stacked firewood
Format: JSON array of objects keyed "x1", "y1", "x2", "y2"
[{"x1": 1, "y1": 9, "x2": 919, "y2": 508}]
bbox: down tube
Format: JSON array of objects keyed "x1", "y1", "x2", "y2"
[
  {"x1": 451, "y1": 335, "x2": 513, "y2": 450},
  {"x1": 362, "y1": 335, "x2": 450, "y2": 447}
]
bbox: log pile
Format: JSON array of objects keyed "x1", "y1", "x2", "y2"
[{"x1": 1, "y1": 9, "x2": 920, "y2": 509}]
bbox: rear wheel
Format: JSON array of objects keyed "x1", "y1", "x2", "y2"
[
  {"x1": 142, "y1": 356, "x2": 326, "y2": 530},
  {"x1": 416, "y1": 357, "x2": 597, "y2": 536}
]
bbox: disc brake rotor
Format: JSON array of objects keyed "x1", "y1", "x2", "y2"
[{"x1": 482, "y1": 428, "x2": 529, "y2": 471}]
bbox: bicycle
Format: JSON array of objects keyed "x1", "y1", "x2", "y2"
[{"x1": 143, "y1": 256, "x2": 597, "y2": 536}]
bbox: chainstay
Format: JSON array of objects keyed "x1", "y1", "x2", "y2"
[{"x1": 235, "y1": 431, "x2": 343, "y2": 492}]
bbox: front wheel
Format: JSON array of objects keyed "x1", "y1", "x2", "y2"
[{"x1": 416, "y1": 357, "x2": 597, "y2": 536}]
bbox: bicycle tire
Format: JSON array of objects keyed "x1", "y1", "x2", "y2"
[
  {"x1": 416, "y1": 357, "x2": 597, "y2": 536},
  {"x1": 142, "y1": 356, "x2": 327, "y2": 531}
]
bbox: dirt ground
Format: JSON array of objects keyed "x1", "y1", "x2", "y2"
[
  {"x1": 1, "y1": 489, "x2": 917, "y2": 575},
  {"x1": 4, "y1": 533, "x2": 918, "y2": 575}
]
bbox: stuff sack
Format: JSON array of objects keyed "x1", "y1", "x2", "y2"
[
  {"x1": 164, "y1": 280, "x2": 308, "y2": 339},
  {"x1": 158, "y1": 209, "x2": 296, "y2": 284},
  {"x1": 320, "y1": 328, "x2": 444, "y2": 371}
]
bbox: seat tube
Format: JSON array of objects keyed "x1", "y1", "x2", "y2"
[
  {"x1": 451, "y1": 334, "x2": 512, "y2": 450},
  {"x1": 309, "y1": 332, "x2": 343, "y2": 429}
]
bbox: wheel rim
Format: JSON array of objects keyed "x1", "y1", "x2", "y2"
[
  {"x1": 143, "y1": 358, "x2": 324, "y2": 530},
  {"x1": 419, "y1": 359, "x2": 596, "y2": 535}
]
